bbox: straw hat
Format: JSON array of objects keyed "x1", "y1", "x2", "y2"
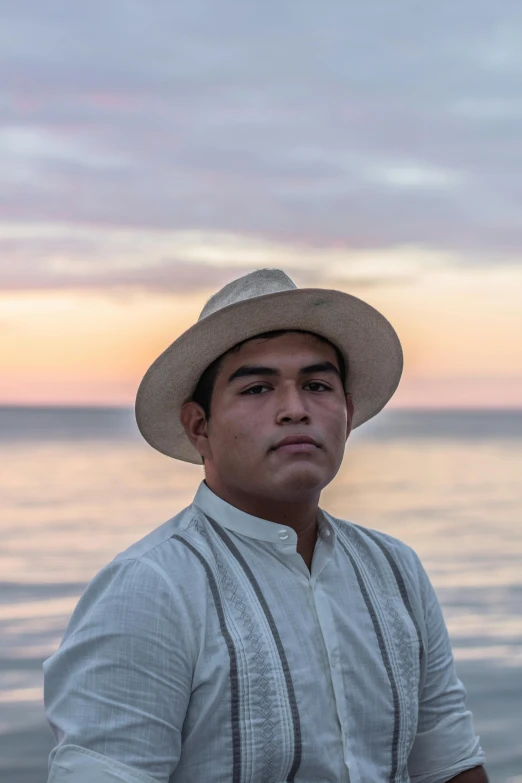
[{"x1": 135, "y1": 268, "x2": 403, "y2": 463}]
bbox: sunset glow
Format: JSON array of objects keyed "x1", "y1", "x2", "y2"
[{"x1": 2, "y1": 236, "x2": 521, "y2": 408}]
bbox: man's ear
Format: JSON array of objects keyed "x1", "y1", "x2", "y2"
[{"x1": 180, "y1": 401, "x2": 212, "y2": 461}]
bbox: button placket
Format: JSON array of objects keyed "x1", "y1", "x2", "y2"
[{"x1": 305, "y1": 579, "x2": 355, "y2": 779}]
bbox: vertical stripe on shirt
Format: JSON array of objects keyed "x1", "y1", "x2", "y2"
[
  {"x1": 355, "y1": 526, "x2": 424, "y2": 665},
  {"x1": 336, "y1": 534, "x2": 400, "y2": 783},
  {"x1": 204, "y1": 514, "x2": 303, "y2": 783},
  {"x1": 173, "y1": 535, "x2": 242, "y2": 783}
]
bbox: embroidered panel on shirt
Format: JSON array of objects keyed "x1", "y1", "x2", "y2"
[
  {"x1": 172, "y1": 534, "x2": 242, "y2": 783},
  {"x1": 354, "y1": 526, "x2": 424, "y2": 666},
  {"x1": 336, "y1": 532, "x2": 401, "y2": 783},
  {"x1": 334, "y1": 522, "x2": 421, "y2": 783},
  {"x1": 180, "y1": 513, "x2": 300, "y2": 783},
  {"x1": 203, "y1": 513, "x2": 303, "y2": 783},
  {"x1": 354, "y1": 529, "x2": 423, "y2": 772}
]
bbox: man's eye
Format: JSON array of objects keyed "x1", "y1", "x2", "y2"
[
  {"x1": 307, "y1": 382, "x2": 331, "y2": 391},
  {"x1": 242, "y1": 385, "x2": 269, "y2": 395}
]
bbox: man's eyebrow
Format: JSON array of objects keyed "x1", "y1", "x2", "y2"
[
  {"x1": 301, "y1": 362, "x2": 341, "y2": 378},
  {"x1": 227, "y1": 361, "x2": 340, "y2": 384}
]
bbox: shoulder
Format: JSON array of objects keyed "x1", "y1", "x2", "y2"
[
  {"x1": 57, "y1": 505, "x2": 210, "y2": 654},
  {"x1": 112, "y1": 503, "x2": 194, "y2": 563},
  {"x1": 107, "y1": 502, "x2": 212, "y2": 585},
  {"x1": 67, "y1": 504, "x2": 209, "y2": 625}
]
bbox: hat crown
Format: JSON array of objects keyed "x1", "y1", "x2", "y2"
[{"x1": 198, "y1": 268, "x2": 297, "y2": 321}]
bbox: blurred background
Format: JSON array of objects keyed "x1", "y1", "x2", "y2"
[{"x1": 1, "y1": 2, "x2": 521, "y2": 782}]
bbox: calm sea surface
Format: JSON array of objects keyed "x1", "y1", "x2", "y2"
[{"x1": 1, "y1": 407, "x2": 521, "y2": 782}]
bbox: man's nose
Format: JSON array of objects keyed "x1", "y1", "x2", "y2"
[{"x1": 275, "y1": 384, "x2": 310, "y2": 422}]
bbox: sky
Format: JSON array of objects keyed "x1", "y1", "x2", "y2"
[{"x1": 1, "y1": 1, "x2": 522, "y2": 408}]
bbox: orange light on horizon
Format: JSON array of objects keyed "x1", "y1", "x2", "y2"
[{"x1": 1, "y1": 263, "x2": 521, "y2": 409}]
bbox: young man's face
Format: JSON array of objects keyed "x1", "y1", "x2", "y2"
[{"x1": 184, "y1": 331, "x2": 354, "y2": 504}]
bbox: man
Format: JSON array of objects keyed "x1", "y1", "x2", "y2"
[{"x1": 43, "y1": 269, "x2": 487, "y2": 782}]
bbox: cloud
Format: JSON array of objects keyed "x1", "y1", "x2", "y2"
[
  {"x1": 1, "y1": 222, "x2": 438, "y2": 293},
  {"x1": 1, "y1": 0, "x2": 522, "y2": 288},
  {"x1": 1, "y1": 256, "x2": 243, "y2": 295}
]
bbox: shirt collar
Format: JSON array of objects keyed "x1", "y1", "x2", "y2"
[{"x1": 192, "y1": 480, "x2": 335, "y2": 547}]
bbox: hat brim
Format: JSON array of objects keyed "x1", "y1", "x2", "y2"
[{"x1": 135, "y1": 287, "x2": 403, "y2": 463}]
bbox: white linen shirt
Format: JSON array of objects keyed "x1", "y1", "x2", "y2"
[{"x1": 43, "y1": 480, "x2": 485, "y2": 783}]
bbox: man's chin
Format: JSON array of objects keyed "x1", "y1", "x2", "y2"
[{"x1": 269, "y1": 464, "x2": 328, "y2": 496}]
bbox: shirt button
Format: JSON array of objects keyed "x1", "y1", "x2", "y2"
[
  {"x1": 278, "y1": 529, "x2": 289, "y2": 540},
  {"x1": 330, "y1": 651, "x2": 339, "y2": 667}
]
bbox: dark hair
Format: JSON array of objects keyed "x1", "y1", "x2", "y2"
[{"x1": 191, "y1": 329, "x2": 348, "y2": 420}]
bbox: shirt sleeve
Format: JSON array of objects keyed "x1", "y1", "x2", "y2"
[
  {"x1": 43, "y1": 557, "x2": 195, "y2": 783},
  {"x1": 407, "y1": 551, "x2": 486, "y2": 783}
]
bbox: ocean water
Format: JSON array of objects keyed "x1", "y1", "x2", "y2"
[{"x1": 1, "y1": 406, "x2": 521, "y2": 782}]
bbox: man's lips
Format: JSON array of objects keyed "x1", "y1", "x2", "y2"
[{"x1": 271, "y1": 435, "x2": 321, "y2": 452}]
